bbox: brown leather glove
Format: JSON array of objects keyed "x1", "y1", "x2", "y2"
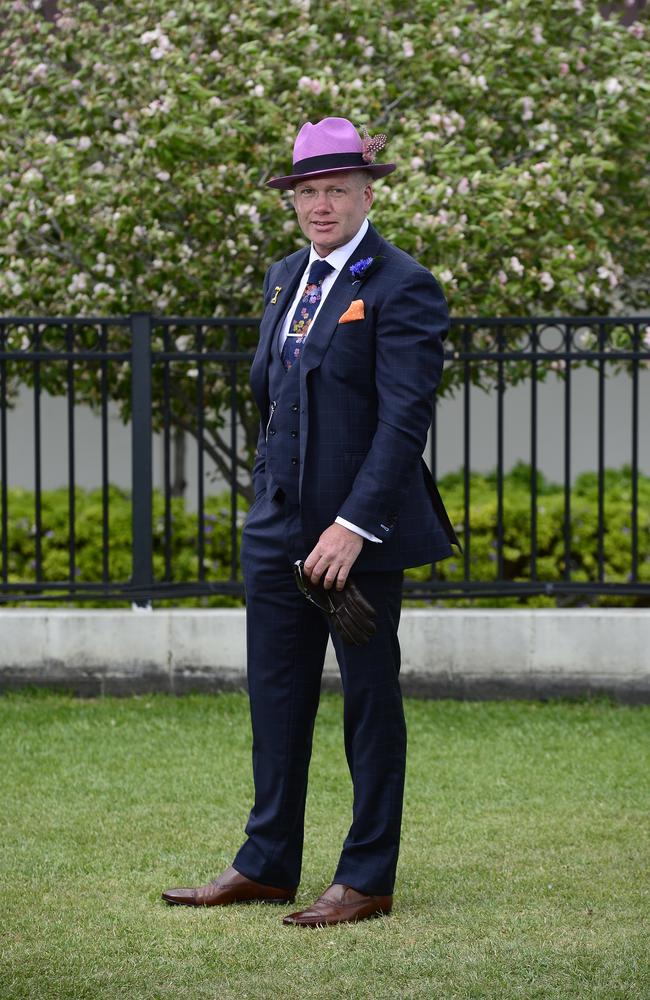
[{"x1": 293, "y1": 559, "x2": 377, "y2": 646}]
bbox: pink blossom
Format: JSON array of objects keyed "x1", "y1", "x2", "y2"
[
  {"x1": 411, "y1": 157, "x2": 424, "y2": 169},
  {"x1": 559, "y1": 62, "x2": 570, "y2": 76},
  {"x1": 509, "y1": 256, "x2": 524, "y2": 276},
  {"x1": 593, "y1": 202, "x2": 604, "y2": 218},
  {"x1": 402, "y1": 40, "x2": 414, "y2": 58},
  {"x1": 457, "y1": 177, "x2": 470, "y2": 195},
  {"x1": 498, "y1": 270, "x2": 507, "y2": 285},
  {"x1": 539, "y1": 271, "x2": 554, "y2": 291},
  {"x1": 532, "y1": 25, "x2": 544, "y2": 45}
]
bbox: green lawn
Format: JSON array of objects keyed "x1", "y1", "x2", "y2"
[{"x1": 1, "y1": 691, "x2": 648, "y2": 1000}]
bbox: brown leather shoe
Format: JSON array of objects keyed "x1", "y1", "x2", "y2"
[
  {"x1": 282, "y1": 883, "x2": 392, "y2": 927},
  {"x1": 162, "y1": 865, "x2": 296, "y2": 907}
]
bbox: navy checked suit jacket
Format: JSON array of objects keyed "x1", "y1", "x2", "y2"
[{"x1": 249, "y1": 222, "x2": 458, "y2": 572}]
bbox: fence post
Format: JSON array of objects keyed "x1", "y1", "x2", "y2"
[{"x1": 130, "y1": 313, "x2": 153, "y2": 607}]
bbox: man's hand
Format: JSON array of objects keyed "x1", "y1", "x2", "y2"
[{"x1": 304, "y1": 523, "x2": 364, "y2": 591}]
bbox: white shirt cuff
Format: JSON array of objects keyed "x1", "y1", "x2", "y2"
[{"x1": 335, "y1": 516, "x2": 382, "y2": 543}]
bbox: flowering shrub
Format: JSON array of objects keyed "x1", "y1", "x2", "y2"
[
  {"x1": 0, "y1": 0, "x2": 648, "y2": 494},
  {"x1": 2, "y1": 0, "x2": 647, "y2": 319}
]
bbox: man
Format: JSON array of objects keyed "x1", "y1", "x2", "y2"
[{"x1": 163, "y1": 117, "x2": 458, "y2": 926}]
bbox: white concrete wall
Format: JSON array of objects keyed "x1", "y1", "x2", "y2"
[
  {"x1": 5, "y1": 365, "x2": 650, "y2": 508},
  {"x1": 1, "y1": 608, "x2": 648, "y2": 702}
]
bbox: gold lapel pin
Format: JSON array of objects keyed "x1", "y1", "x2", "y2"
[{"x1": 271, "y1": 286, "x2": 282, "y2": 304}]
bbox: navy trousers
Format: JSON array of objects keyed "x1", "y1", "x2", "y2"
[{"x1": 233, "y1": 489, "x2": 406, "y2": 896}]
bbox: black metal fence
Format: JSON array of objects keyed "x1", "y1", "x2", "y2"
[{"x1": 0, "y1": 313, "x2": 648, "y2": 604}]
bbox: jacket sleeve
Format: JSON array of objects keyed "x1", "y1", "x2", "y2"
[{"x1": 336, "y1": 267, "x2": 449, "y2": 539}]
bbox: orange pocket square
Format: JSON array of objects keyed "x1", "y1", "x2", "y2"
[{"x1": 338, "y1": 299, "x2": 365, "y2": 324}]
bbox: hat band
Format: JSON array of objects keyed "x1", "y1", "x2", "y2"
[{"x1": 292, "y1": 151, "x2": 367, "y2": 175}]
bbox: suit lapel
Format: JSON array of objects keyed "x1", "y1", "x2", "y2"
[
  {"x1": 301, "y1": 224, "x2": 383, "y2": 376},
  {"x1": 250, "y1": 248, "x2": 309, "y2": 410}
]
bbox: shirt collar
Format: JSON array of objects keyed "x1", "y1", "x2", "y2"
[{"x1": 308, "y1": 218, "x2": 369, "y2": 274}]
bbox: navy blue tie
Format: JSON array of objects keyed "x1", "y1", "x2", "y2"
[{"x1": 281, "y1": 259, "x2": 334, "y2": 370}]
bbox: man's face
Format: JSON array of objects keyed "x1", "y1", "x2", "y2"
[{"x1": 292, "y1": 171, "x2": 373, "y2": 257}]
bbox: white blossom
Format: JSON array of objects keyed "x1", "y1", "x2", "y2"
[
  {"x1": 68, "y1": 273, "x2": 88, "y2": 294},
  {"x1": 77, "y1": 136, "x2": 92, "y2": 151},
  {"x1": 509, "y1": 256, "x2": 524, "y2": 276},
  {"x1": 604, "y1": 77, "x2": 623, "y2": 96},
  {"x1": 22, "y1": 168, "x2": 42, "y2": 185},
  {"x1": 402, "y1": 40, "x2": 414, "y2": 58},
  {"x1": 521, "y1": 96, "x2": 535, "y2": 121},
  {"x1": 597, "y1": 265, "x2": 618, "y2": 288},
  {"x1": 539, "y1": 271, "x2": 554, "y2": 291}
]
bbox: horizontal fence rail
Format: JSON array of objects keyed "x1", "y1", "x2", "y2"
[{"x1": 0, "y1": 313, "x2": 648, "y2": 605}]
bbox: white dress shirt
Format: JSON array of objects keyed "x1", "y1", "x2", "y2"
[{"x1": 279, "y1": 218, "x2": 381, "y2": 544}]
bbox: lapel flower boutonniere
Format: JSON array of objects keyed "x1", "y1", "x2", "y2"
[{"x1": 348, "y1": 255, "x2": 383, "y2": 283}]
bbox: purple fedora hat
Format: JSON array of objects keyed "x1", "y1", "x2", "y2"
[{"x1": 266, "y1": 117, "x2": 396, "y2": 190}]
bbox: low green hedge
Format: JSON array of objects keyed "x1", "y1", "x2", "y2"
[
  {"x1": 410, "y1": 463, "x2": 650, "y2": 607},
  {"x1": 1, "y1": 463, "x2": 648, "y2": 607}
]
